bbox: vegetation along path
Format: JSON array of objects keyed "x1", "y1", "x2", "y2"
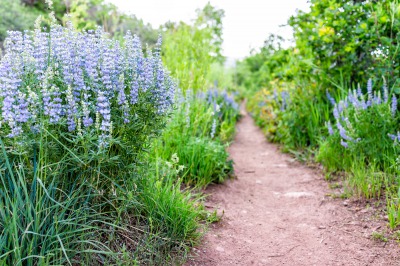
[{"x1": 187, "y1": 110, "x2": 399, "y2": 266}]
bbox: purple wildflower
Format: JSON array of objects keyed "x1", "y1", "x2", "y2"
[
  {"x1": 388, "y1": 133, "x2": 397, "y2": 141},
  {"x1": 337, "y1": 122, "x2": 353, "y2": 142},
  {"x1": 81, "y1": 91, "x2": 93, "y2": 127},
  {"x1": 340, "y1": 139, "x2": 349, "y2": 148},
  {"x1": 0, "y1": 23, "x2": 175, "y2": 140},
  {"x1": 66, "y1": 86, "x2": 77, "y2": 131},
  {"x1": 333, "y1": 106, "x2": 340, "y2": 120},
  {"x1": 383, "y1": 83, "x2": 389, "y2": 103},
  {"x1": 210, "y1": 119, "x2": 217, "y2": 138},
  {"x1": 391, "y1": 95, "x2": 397, "y2": 116},
  {"x1": 326, "y1": 90, "x2": 336, "y2": 105},
  {"x1": 327, "y1": 121, "x2": 334, "y2": 135},
  {"x1": 367, "y1": 79, "x2": 373, "y2": 106},
  {"x1": 357, "y1": 84, "x2": 362, "y2": 98}
]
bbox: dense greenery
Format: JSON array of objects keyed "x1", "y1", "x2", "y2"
[
  {"x1": 239, "y1": 0, "x2": 400, "y2": 230},
  {"x1": 0, "y1": 1, "x2": 239, "y2": 265},
  {"x1": 154, "y1": 3, "x2": 239, "y2": 188},
  {"x1": 0, "y1": 0, "x2": 159, "y2": 47}
]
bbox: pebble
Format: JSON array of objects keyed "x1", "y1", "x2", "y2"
[{"x1": 216, "y1": 246, "x2": 225, "y2": 252}]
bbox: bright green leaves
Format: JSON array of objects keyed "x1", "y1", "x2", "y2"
[{"x1": 289, "y1": 0, "x2": 400, "y2": 88}]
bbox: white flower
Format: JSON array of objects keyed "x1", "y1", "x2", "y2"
[{"x1": 171, "y1": 153, "x2": 179, "y2": 164}]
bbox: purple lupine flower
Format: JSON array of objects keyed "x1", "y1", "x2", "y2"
[
  {"x1": 337, "y1": 122, "x2": 353, "y2": 142},
  {"x1": 83, "y1": 32, "x2": 100, "y2": 87},
  {"x1": 326, "y1": 90, "x2": 336, "y2": 105},
  {"x1": 357, "y1": 84, "x2": 363, "y2": 98},
  {"x1": 165, "y1": 73, "x2": 176, "y2": 108},
  {"x1": 26, "y1": 86, "x2": 39, "y2": 124},
  {"x1": 130, "y1": 79, "x2": 139, "y2": 105},
  {"x1": 122, "y1": 102, "x2": 130, "y2": 124},
  {"x1": 117, "y1": 74, "x2": 126, "y2": 105},
  {"x1": 281, "y1": 91, "x2": 289, "y2": 111},
  {"x1": 366, "y1": 79, "x2": 373, "y2": 106},
  {"x1": 15, "y1": 91, "x2": 30, "y2": 123},
  {"x1": 388, "y1": 133, "x2": 397, "y2": 141},
  {"x1": 96, "y1": 91, "x2": 111, "y2": 131},
  {"x1": 0, "y1": 23, "x2": 175, "y2": 140},
  {"x1": 347, "y1": 94, "x2": 357, "y2": 109},
  {"x1": 333, "y1": 106, "x2": 340, "y2": 120},
  {"x1": 327, "y1": 121, "x2": 334, "y2": 135},
  {"x1": 391, "y1": 95, "x2": 397, "y2": 116},
  {"x1": 4, "y1": 31, "x2": 24, "y2": 56},
  {"x1": 143, "y1": 47, "x2": 154, "y2": 92},
  {"x1": 207, "y1": 89, "x2": 214, "y2": 104},
  {"x1": 338, "y1": 100, "x2": 346, "y2": 113},
  {"x1": 373, "y1": 91, "x2": 381, "y2": 105},
  {"x1": 49, "y1": 86, "x2": 63, "y2": 123},
  {"x1": 66, "y1": 86, "x2": 77, "y2": 131},
  {"x1": 81, "y1": 94, "x2": 93, "y2": 127},
  {"x1": 150, "y1": 38, "x2": 175, "y2": 115},
  {"x1": 41, "y1": 67, "x2": 54, "y2": 116},
  {"x1": 340, "y1": 139, "x2": 349, "y2": 148},
  {"x1": 210, "y1": 119, "x2": 217, "y2": 138},
  {"x1": 383, "y1": 83, "x2": 389, "y2": 103},
  {"x1": 224, "y1": 94, "x2": 239, "y2": 110},
  {"x1": 153, "y1": 61, "x2": 166, "y2": 113},
  {"x1": 350, "y1": 90, "x2": 363, "y2": 109},
  {"x1": 273, "y1": 89, "x2": 279, "y2": 105},
  {"x1": 2, "y1": 95, "x2": 15, "y2": 123},
  {"x1": 33, "y1": 30, "x2": 49, "y2": 80}
]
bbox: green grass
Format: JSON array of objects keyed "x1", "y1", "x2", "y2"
[{"x1": 151, "y1": 90, "x2": 238, "y2": 188}]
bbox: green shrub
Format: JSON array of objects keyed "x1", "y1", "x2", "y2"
[
  {"x1": 0, "y1": 20, "x2": 205, "y2": 265},
  {"x1": 317, "y1": 81, "x2": 398, "y2": 173},
  {"x1": 152, "y1": 89, "x2": 239, "y2": 187}
]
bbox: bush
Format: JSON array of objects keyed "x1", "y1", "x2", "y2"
[
  {"x1": 0, "y1": 21, "x2": 175, "y2": 192},
  {"x1": 0, "y1": 20, "x2": 205, "y2": 264},
  {"x1": 152, "y1": 89, "x2": 239, "y2": 187},
  {"x1": 317, "y1": 80, "x2": 398, "y2": 173}
]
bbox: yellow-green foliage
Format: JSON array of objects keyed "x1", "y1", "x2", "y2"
[{"x1": 163, "y1": 23, "x2": 214, "y2": 93}]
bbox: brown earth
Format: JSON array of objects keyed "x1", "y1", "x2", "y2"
[{"x1": 186, "y1": 110, "x2": 400, "y2": 266}]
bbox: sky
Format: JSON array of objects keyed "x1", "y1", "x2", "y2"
[{"x1": 108, "y1": 0, "x2": 310, "y2": 59}]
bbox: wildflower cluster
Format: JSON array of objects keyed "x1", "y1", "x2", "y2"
[
  {"x1": 273, "y1": 89, "x2": 290, "y2": 111},
  {"x1": 165, "y1": 153, "x2": 185, "y2": 174},
  {"x1": 203, "y1": 89, "x2": 239, "y2": 138},
  {"x1": 328, "y1": 79, "x2": 396, "y2": 148},
  {"x1": 205, "y1": 89, "x2": 239, "y2": 113},
  {"x1": 0, "y1": 23, "x2": 176, "y2": 147}
]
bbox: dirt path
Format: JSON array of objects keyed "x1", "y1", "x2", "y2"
[{"x1": 186, "y1": 110, "x2": 399, "y2": 265}]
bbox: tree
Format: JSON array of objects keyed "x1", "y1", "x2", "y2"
[
  {"x1": 195, "y1": 2, "x2": 225, "y2": 63},
  {"x1": 289, "y1": 0, "x2": 400, "y2": 87}
]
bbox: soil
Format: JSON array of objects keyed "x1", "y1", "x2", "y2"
[{"x1": 185, "y1": 110, "x2": 400, "y2": 266}]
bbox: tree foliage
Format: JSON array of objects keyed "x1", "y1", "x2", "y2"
[
  {"x1": 195, "y1": 2, "x2": 225, "y2": 63},
  {"x1": 162, "y1": 3, "x2": 225, "y2": 93},
  {"x1": 289, "y1": 0, "x2": 400, "y2": 86},
  {"x1": 0, "y1": 0, "x2": 158, "y2": 47}
]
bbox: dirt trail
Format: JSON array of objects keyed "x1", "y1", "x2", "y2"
[{"x1": 186, "y1": 110, "x2": 399, "y2": 265}]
